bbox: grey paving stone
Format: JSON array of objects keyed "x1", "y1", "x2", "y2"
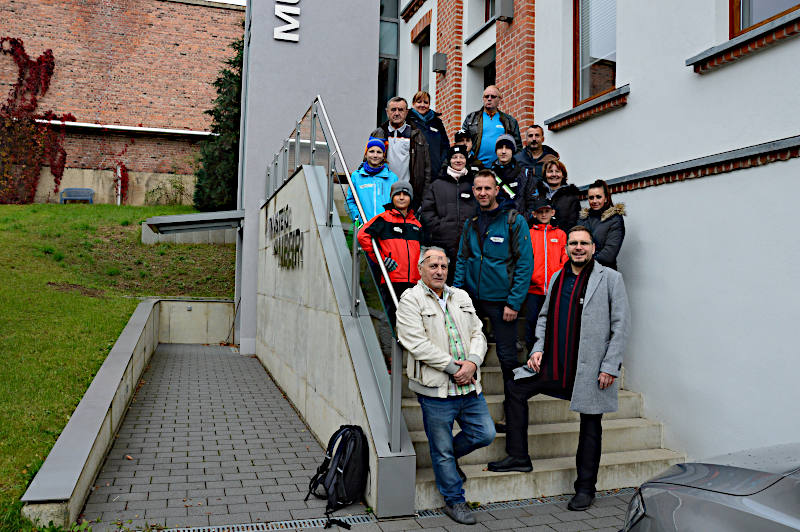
[
  {"x1": 554, "y1": 510, "x2": 594, "y2": 522},
  {"x1": 549, "y1": 521, "x2": 593, "y2": 532},
  {"x1": 585, "y1": 515, "x2": 624, "y2": 528},
  {"x1": 164, "y1": 515, "x2": 211, "y2": 528},
  {"x1": 482, "y1": 517, "x2": 525, "y2": 530},
  {"x1": 379, "y1": 518, "x2": 422, "y2": 531},
  {"x1": 209, "y1": 512, "x2": 253, "y2": 525},
  {"x1": 586, "y1": 505, "x2": 624, "y2": 518},
  {"x1": 518, "y1": 513, "x2": 561, "y2": 526},
  {"x1": 249, "y1": 509, "x2": 294, "y2": 522}
]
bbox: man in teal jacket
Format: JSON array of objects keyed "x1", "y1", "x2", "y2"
[{"x1": 454, "y1": 169, "x2": 533, "y2": 406}]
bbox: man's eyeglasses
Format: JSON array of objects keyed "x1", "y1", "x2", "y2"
[{"x1": 483, "y1": 94, "x2": 499, "y2": 99}]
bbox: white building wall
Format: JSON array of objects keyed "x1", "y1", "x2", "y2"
[
  {"x1": 535, "y1": 0, "x2": 800, "y2": 186},
  {"x1": 617, "y1": 159, "x2": 800, "y2": 459},
  {"x1": 535, "y1": 0, "x2": 800, "y2": 458},
  {"x1": 398, "y1": 8, "x2": 438, "y2": 108}
]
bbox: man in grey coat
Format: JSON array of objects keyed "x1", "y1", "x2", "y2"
[{"x1": 486, "y1": 225, "x2": 630, "y2": 512}]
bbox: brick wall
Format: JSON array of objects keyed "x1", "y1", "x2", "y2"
[
  {"x1": 496, "y1": 0, "x2": 535, "y2": 130},
  {"x1": 434, "y1": 0, "x2": 464, "y2": 136},
  {"x1": 63, "y1": 132, "x2": 202, "y2": 174},
  {"x1": 1, "y1": 0, "x2": 242, "y2": 203},
  {"x1": 0, "y1": 0, "x2": 244, "y2": 130}
]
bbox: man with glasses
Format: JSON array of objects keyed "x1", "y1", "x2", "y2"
[
  {"x1": 515, "y1": 124, "x2": 559, "y2": 181},
  {"x1": 461, "y1": 85, "x2": 522, "y2": 167},
  {"x1": 487, "y1": 225, "x2": 630, "y2": 513}
]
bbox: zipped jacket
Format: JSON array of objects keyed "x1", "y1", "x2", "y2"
[
  {"x1": 357, "y1": 207, "x2": 423, "y2": 285},
  {"x1": 514, "y1": 144, "x2": 559, "y2": 181},
  {"x1": 396, "y1": 281, "x2": 487, "y2": 398},
  {"x1": 491, "y1": 158, "x2": 539, "y2": 218},
  {"x1": 528, "y1": 223, "x2": 568, "y2": 295},
  {"x1": 371, "y1": 122, "x2": 432, "y2": 205},
  {"x1": 453, "y1": 201, "x2": 534, "y2": 311},
  {"x1": 346, "y1": 164, "x2": 398, "y2": 224},
  {"x1": 461, "y1": 108, "x2": 522, "y2": 157},
  {"x1": 408, "y1": 109, "x2": 450, "y2": 173},
  {"x1": 419, "y1": 168, "x2": 477, "y2": 256}
]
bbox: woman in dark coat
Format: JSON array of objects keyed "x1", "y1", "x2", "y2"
[
  {"x1": 579, "y1": 179, "x2": 626, "y2": 270},
  {"x1": 420, "y1": 145, "x2": 477, "y2": 284},
  {"x1": 407, "y1": 90, "x2": 450, "y2": 174},
  {"x1": 537, "y1": 159, "x2": 580, "y2": 232}
]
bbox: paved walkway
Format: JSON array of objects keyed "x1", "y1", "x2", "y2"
[{"x1": 82, "y1": 344, "x2": 630, "y2": 531}]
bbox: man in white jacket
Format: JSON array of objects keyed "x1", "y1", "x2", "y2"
[{"x1": 396, "y1": 247, "x2": 495, "y2": 525}]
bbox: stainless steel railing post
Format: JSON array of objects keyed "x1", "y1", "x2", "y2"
[
  {"x1": 327, "y1": 152, "x2": 336, "y2": 227},
  {"x1": 309, "y1": 103, "x2": 317, "y2": 165},
  {"x1": 350, "y1": 222, "x2": 360, "y2": 316},
  {"x1": 294, "y1": 120, "x2": 301, "y2": 171},
  {"x1": 390, "y1": 340, "x2": 402, "y2": 452}
]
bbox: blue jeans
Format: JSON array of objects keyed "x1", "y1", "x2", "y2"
[{"x1": 417, "y1": 392, "x2": 496, "y2": 505}]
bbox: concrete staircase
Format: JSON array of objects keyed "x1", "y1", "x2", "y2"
[{"x1": 402, "y1": 335, "x2": 685, "y2": 510}]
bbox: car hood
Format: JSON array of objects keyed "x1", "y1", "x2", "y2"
[{"x1": 645, "y1": 443, "x2": 800, "y2": 496}]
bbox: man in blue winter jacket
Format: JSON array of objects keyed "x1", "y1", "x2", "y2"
[{"x1": 454, "y1": 169, "x2": 533, "y2": 422}]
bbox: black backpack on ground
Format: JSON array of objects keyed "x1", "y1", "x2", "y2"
[{"x1": 305, "y1": 424, "x2": 369, "y2": 529}]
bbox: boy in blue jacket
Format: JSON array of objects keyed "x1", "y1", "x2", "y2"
[{"x1": 346, "y1": 137, "x2": 398, "y2": 224}]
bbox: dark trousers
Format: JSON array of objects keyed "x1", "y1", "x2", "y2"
[
  {"x1": 381, "y1": 282, "x2": 415, "y2": 327},
  {"x1": 505, "y1": 377, "x2": 603, "y2": 496},
  {"x1": 523, "y1": 293, "x2": 546, "y2": 351},
  {"x1": 476, "y1": 299, "x2": 519, "y2": 384}
]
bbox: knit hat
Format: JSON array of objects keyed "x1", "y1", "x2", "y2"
[
  {"x1": 454, "y1": 129, "x2": 472, "y2": 143},
  {"x1": 364, "y1": 137, "x2": 387, "y2": 155},
  {"x1": 390, "y1": 181, "x2": 414, "y2": 201},
  {"x1": 495, "y1": 133, "x2": 516, "y2": 152},
  {"x1": 448, "y1": 144, "x2": 469, "y2": 160}
]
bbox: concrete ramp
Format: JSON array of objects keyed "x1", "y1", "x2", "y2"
[{"x1": 256, "y1": 165, "x2": 416, "y2": 518}]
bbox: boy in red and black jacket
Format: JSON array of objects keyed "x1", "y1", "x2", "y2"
[
  {"x1": 358, "y1": 181, "x2": 423, "y2": 324},
  {"x1": 525, "y1": 197, "x2": 568, "y2": 351}
]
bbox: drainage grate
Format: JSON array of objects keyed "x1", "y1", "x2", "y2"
[
  {"x1": 162, "y1": 513, "x2": 376, "y2": 532},
  {"x1": 162, "y1": 489, "x2": 636, "y2": 530},
  {"x1": 417, "y1": 487, "x2": 636, "y2": 519}
]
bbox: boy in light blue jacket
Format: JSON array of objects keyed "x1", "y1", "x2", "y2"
[{"x1": 346, "y1": 137, "x2": 398, "y2": 224}]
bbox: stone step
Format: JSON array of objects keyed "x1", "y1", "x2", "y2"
[
  {"x1": 401, "y1": 390, "x2": 643, "y2": 432},
  {"x1": 401, "y1": 359, "x2": 625, "y2": 398},
  {"x1": 414, "y1": 448, "x2": 685, "y2": 510},
  {"x1": 409, "y1": 417, "x2": 662, "y2": 467}
]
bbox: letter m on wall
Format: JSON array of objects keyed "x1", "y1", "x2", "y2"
[{"x1": 274, "y1": 1, "x2": 300, "y2": 42}]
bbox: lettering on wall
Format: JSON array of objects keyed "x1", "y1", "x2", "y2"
[
  {"x1": 267, "y1": 205, "x2": 303, "y2": 269},
  {"x1": 274, "y1": 0, "x2": 300, "y2": 42}
]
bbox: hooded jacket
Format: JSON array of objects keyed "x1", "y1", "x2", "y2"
[
  {"x1": 537, "y1": 181, "x2": 581, "y2": 233},
  {"x1": 345, "y1": 163, "x2": 398, "y2": 224},
  {"x1": 407, "y1": 109, "x2": 450, "y2": 174},
  {"x1": 371, "y1": 122, "x2": 432, "y2": 206},
  {"x1": 579, "y1": 203, "x2": 626, "y2": 270},
  {"x1": 528, "y1": 223, "x2": 568, "y2": 295},
  {"x1": 420, "y1": 167, "x2": 478, "y2": 256},
  {"x1": 357, "y1": 206, "x2": 423, "y2": 285},
  {"x1": 461, "y1": 108, "x2": 522, "y2": 159},
  {"x1": 514, "y1": 144, "x2": 559, "y2": 181},
  {"x1": 453, "y1": 200, "x2": 534, "y2": 311}
]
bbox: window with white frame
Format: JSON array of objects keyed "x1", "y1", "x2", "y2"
[
  {"x1": 573, "y1": 0, "x2": 616, "y2": 105},
  {"x1": 731, "y1": 0, "x2": 800, "y2": 37}
]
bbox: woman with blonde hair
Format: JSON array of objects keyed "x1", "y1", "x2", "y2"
[{"x1": 407, "y1": 90, "x2": 450, "y2": 173}]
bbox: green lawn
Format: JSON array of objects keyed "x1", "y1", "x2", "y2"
[{"x1": 0, "y1": 204, "x2": 235, "y2": 531}]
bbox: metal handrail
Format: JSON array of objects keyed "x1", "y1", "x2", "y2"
[{"x1": 265, "y1": 95, "x2": 404, "y2": 452}]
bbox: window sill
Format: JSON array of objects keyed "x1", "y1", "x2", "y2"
[
  {"x1": 686, "y1": 10, "x2": 800, "y2": 74},
  {"x1": 465, "y1": 16, "x2": 498, "y2": 45},
  {"x1": 543, "y1": 85, "x2": 630, "y2": 132}
]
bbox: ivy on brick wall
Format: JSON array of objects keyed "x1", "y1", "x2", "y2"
[
  {"x1": 0, "y1": 37, "x2": 75, "y2": 204},
  {"x1": 193, "y1": 26, "x2": 243, "y2": 212}
]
